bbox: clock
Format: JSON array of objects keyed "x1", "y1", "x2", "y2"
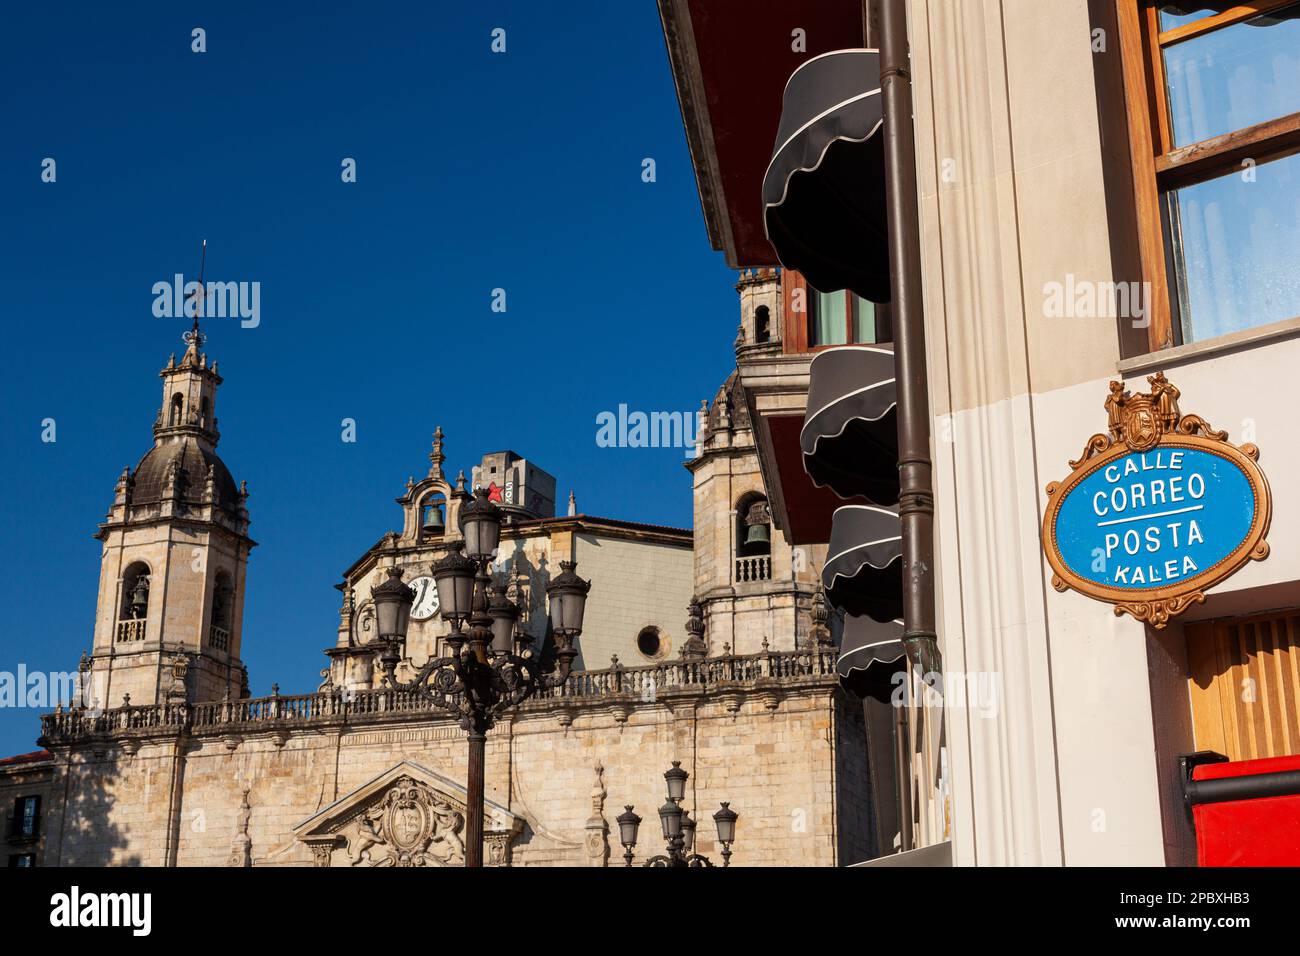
[{"x1": 408, "y1": 575, "x2": 440, "y2": 621}]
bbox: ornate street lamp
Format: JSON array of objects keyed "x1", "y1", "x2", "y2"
[
  {"x1": 617, "y1": 762, "x2": 738, "y2": 868},
  {"x1": 370, "y1": 486, "x2": 588, "y2": 867}
]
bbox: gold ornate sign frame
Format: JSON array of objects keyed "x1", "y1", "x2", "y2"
[{"x1": 1042, "y1": 373, "x2": 1271, "y2": 629}]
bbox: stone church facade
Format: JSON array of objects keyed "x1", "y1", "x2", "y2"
[{"x1": 4, "y1": 277, "x2": 875, "y2": 867}]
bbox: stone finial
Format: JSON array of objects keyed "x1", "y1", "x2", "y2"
[
  {"x1": 681, "y1": 598, "x2": 707, "y2": 660},
  {"x1": 114, "y1": 466, "x2": 134, "y2": 507},
  {"x1": 567, "y1": 490, "x2": 577, "y2": 517},
  {"x1": 455, "y1": 470, "x2": 467, "y2": 494},
  {"x1": 734, "y1": 322, "x2": 746, "y2": 351},
  {"x1": 428, "y1": 426, "x2": 446, "y2": 480},
  {"x1": 810, "y1": 586, "x2": 834, "y2": 648},
  {"x1": 166, "y1": 654, "x2": 190, "y2": 703}
]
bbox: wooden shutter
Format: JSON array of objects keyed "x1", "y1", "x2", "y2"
[{"x1": 1187, "y1": 610, "x2": 1300, "y2": 761}]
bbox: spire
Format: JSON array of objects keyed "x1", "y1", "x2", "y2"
[{"x1": 428, "y1": 426, "x2": 446, "y2": 480}]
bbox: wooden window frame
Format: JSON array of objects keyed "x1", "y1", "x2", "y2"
[
  {"x1": 781, "y1": 270, "x2": 886, "y2": 353},
  {"x1": 1116, "y1": 0, "x2": 1300, "y2": 354}
]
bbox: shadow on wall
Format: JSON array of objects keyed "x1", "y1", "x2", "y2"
[
  {"x1": 496, "y1": 542, "x2": 566, "y2": 668},
  {"x1": 54, "y1": 755, "x2": 140, "y2": 866}
]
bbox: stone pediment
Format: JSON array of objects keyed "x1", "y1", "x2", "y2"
[{"x1": 293, "y1": 761, "x2": 523, "y2": 867}]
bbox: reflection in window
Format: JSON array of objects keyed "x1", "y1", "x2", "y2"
[
  {"x1": 1167, "y1": 151, "x2": 1300, "y2": 341},
  {"x1": 809, "y1": 289, "x2": 878, "y2": 346},
  {"x1": 1162, "y1": 5, "x2": 1300, "y2": 147}
]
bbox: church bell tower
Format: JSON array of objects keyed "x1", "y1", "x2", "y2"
[{"x1": 88, "y1": 316, "x2": 255, "y2": 707}]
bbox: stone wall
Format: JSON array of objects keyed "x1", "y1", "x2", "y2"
[{"x1": 37, "y1": 665, "x2": 867, "y2": 868}]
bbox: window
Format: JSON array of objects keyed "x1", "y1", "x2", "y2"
[
  {"x1": 8, "y1": 854, "x2": 35, "y2": 867},
  {"x1": 755, "y1": 305, "x2": 771, "y2": 343},
  {"x1": 168, "y1": 393, "x2": 184, "y2": 426},
  {"x1": 809, "y1": 289, "x2": 878, "y2": 346},
  {"x1": 10, "y1": 796, "x2": 39, "y2": 840},
  {"x1": 1119, "y1": 1, "x2": 1300, "y2": 349},
  {"x1": 636, "y1": 626, "x2": 667, "y2": 659},
  {"x1": 783, "y1": 270, "x2": 890, "y2": 352},
  {"x1": 210, "y1": 571, "x2": 233, "y2": 651}
]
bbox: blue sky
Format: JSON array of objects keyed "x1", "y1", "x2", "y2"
[{"x1": 0, "y1": 1, "x2": 737, "y2": 756}]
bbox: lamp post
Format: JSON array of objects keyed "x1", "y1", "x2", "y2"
[
  {"x1": 370, "y1": 486, "x2": 590, "y2": 867},
  {"x1": 615, "y1": 762, "x2": 738, "y2": 867}
]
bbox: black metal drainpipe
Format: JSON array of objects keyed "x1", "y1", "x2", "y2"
[{"x1": 879, "y1": 0, "x2": 941, "y2": 851}]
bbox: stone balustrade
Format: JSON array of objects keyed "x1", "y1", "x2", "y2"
[{"x1": 39, "y1": 647, "x2": 839, "y2": 744}]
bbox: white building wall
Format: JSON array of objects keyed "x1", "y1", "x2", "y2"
[{"x1": 572, "y1": 532, "x2": 694, "y2": 668}]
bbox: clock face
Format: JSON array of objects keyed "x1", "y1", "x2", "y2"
[{"x1": 409, "y1": 575, "x2": 440, "y2": 621}]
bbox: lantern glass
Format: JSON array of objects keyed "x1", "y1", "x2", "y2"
[
  {"x1": 370, "y1": 567, "x2": 414, "y2": 642},
  {"x1": 488, "y1": 586, "x2": 519, "y2": 655},
  {"x1": 432, "y1": 547, "x2": 476, "y2": 623},
  {"x1": 546, "y1": 561, "x2": 591, "y2": 635},
  {"x1": 713, "y1": 802, "x2": 738, "y2": 845},
  {"x1": 658, "y1": 799, "x2": 683, "y2": 840},
  {"x1": 681, "y1": 811, "x2": 696, "y2": 852},
  {"x1": 616, "y1": 806, "x2": 641, "y2": 848},
  {"x1": 460, "y1": 489, "x2": 502, "y2": 561},
  {"x1": 664, "y1": 761, "x2": 688, "y2": 803}
]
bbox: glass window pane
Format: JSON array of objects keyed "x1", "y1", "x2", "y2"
[
  {"x1": 1159, "y1": 7, "x2": 1208, "y2": 33},
  {"x1": 811, "y1": 289, "x2": 848, "y2": 346},
  {"x1": 853, "y1": 296, "x2": 877, "y2": 344},
  {"x1": 1168, "y1": 151, "x2": 1300, "y2": 342},
  {"x1": 1162, "y1": 5, "x2": 1300, "y2": 147}
]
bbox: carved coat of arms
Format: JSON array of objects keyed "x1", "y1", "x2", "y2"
[{"x1": 337, "y1": 776, "x2": 466, "y2": 867}]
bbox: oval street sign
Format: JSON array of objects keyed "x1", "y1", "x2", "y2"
[{"x1": 1042, "y1": 373, "x2": 1270, "y2": 628}]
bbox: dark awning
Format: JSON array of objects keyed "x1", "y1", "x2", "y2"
[
  {"x1": 801, "y1": 345, "x2": 898, "y2": 503},
  {"x1": 822, "y1": 504, "x2": 902, "y2": 621},
  {"x1": 1158, "y1": 3, "x2": 1300, "y2": 26},
  {"x1": 762, "y1": 49, "x2": 891, "y2": 303},
  {"x1": 837, "y1": 613, "x2": 905, "y2": 703}
]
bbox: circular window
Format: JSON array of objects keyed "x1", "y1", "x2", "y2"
[{"x1": 637, "y1": 626, "x2": 667, "y2": 660}]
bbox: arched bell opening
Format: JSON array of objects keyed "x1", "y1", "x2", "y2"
[
  {"x1": 420, "y1": 492, "x2": 447, "y2": 539},
  {"x1": 736, "y1": 494, "x2": 772, "y2": 558},
  {"x1": 117, "y1": 561, "x2": 152, "y2": 644}
]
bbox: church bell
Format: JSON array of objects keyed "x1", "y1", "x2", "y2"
[
  {"x1": 744, "y1": 522, "x2": 770, "y2": 548},
  {"x1": 422, "y1": 503, "x2": 445, "y2": 535},
  {"x1": 129, "y1": 577, "x2": 149, "y2": 618}
]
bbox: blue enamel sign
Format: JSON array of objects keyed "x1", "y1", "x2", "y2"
[
  {"x1": 1053, "y1": 448, "x2": 1255, "y2": 590},
  {"x1": 1041, "y1": 373, "x2": 1271, "y2": 628}
]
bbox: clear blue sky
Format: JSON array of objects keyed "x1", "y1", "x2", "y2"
[{"x1": 0, "y1": 1, "x2": 737, "y2": 756}]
